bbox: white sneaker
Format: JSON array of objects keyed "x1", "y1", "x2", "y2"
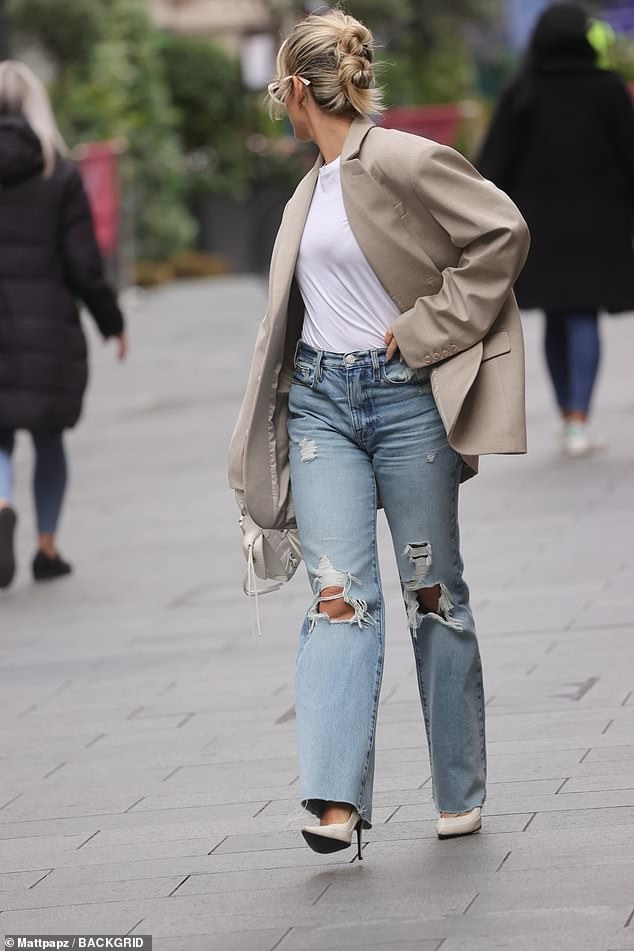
[{"x1": 562, "y1": 421, "x2": 601, "y2": 458}]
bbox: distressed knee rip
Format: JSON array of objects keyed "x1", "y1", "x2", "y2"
[
  {"x1": 403, "y1": 542, "x2": 463, "y2": 635},
  {"x1": 298, "y1": 437, "x2": 318, "y2": 463},
  {"x1": 307, "y1": 555, "x2": 374, "y2": 630}
]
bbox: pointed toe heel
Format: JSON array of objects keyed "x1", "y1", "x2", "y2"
[
  {"x1": 436, "y1": 807, "x2": 482, "y2": 839},
  {"x1": 301, "y1": 810, "x2": 363, "y2": 859}
]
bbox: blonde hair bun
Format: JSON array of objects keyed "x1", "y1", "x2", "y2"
[
  {"x1": 270, "y1": 9, "x2": 383, "y2": 119},
  {"x1": 338, "y1": 54, "x2": 373, "y2": 90}
]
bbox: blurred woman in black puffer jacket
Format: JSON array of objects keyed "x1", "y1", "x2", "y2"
[
  {"x1": 477, "y1": 3, "x2": 634, "y2": 458},
  {"x1": 0, "y1": 60, "x2": 126, "y2": 589}
]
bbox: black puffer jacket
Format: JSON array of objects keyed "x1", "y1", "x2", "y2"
[
  {"x1": 0, "y1": 116, "x2": 124, "y2": 430},
  {"x1": 477, "y1": 60, "x2": 634, "y2": 314}
]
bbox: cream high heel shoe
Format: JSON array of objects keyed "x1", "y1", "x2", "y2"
[
  {"x1": 302, "y1": 810, "x2": 363, "y2": 859},
  {"x1": 436, "y1": 807, "x2": 482, "y2": 839}
]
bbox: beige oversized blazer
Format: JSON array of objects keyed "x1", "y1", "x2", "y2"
[{"x1": 228, "y1": 118, "x2": 530, "y2": 531}]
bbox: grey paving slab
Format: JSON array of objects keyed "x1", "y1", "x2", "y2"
[
  {"x1": 0, "y1": 832, "x2": 97, "y2": 860},
  {"x1": 279, "y1": 943, "x2": 441, "y2": 951},
  {"x1": 502, "y1": 841, "x2": 634, "y2": 871},
  {"x1": 607, "y1": 934, "x2": 634, "y2": 951},
  {"x1": 274, "y1": 906, "x2": 631, "y2": 949},
  {"x1": 0, "y1": 874, "x2": 185, "y2": 911},
  {"x1": 0, "y1": 869, "x2": 52, "y2": 892},
  {"x1": 71, "y1": 889, "x2": 404, "y2": 934},
  {"x1": 487, "y1": 735, "x2": 631, "y2": 756},
  {"x1": 159, "y1": 760, "x2": 300, "y2": 789},
  {"x1": 485, "y1": 709, "x2": 616, "y2": 741},
  {"x1": 0, "y1": 795, "x2": 151, "y2": 823},
  {"x1": 151, "y1": 931, "x2": 291, "y2": 951},
  {"x1": 469, "y1": 863, "x2": 634, "y2": 912},
  {"x1": 24, "y1": 855, "x2": 235, "y2": 889},
  {"x1": 0, "y1": 838, "x2": 225, "y2": 875},
  {"x1": 0, "y1": 906, "x2": 144, "y2": 935},
  {"x1": 440, "y1": 935, "x2": 630, "y2": 951},
  {"x1": 119, "y1": 846, "x2": 356, "y2": 875},
  {"x1": 128, "y1": 795, "x2": 272, "y2": 815},
  {"x1": 527, "y1": 805, "x2": 634, "y2": 831},
  {"x1": 1, "y1": 281, "x2": 633, "y2": 947},
  {"x1": 274, "y1": 922, "x2": 447, "y2": 950},
  {"x1": 585, "y1": 745, "x2": 634, "y2": 763},
  {"x1": 561, "y1": 772, "x2": 634, "y2": 793}
]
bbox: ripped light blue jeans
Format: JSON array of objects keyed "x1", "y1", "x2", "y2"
[{"x1": 287, "y1": 341, "x2": 486, "y2": 828}]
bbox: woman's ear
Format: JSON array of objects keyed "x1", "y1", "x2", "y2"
[{"x1": 291, "y1": 75, "x2": 307, "y2": 105}]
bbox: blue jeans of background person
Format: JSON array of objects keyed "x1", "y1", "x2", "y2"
[
  {"x1": 0, "y1": 431, "x2": 67, "y2": 534},
  {"x1": 287, "y1": 342, "x2": 486, "y2": 828},
  {"x1": 544, "y1": 312, "x2": 600, "y2": 415}
]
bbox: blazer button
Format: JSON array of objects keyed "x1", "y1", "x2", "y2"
[
  {"x1": 432, "y1": 352, "x2": 440, "y2": 360},
  {"x1": 449, "y1": 344, "x2": 458, "y2": 353},
  {"x1": 441, "y1": 349, "x2": 449, "y2": 358},
  {"x1": 424, "y1": 355, "x2": 432, "y2": 364}
]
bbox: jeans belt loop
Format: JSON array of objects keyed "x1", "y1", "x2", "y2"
[
  {"x1": 315, "y1": 350, "x2": 323, "y2": 383},
  {"x1": 371, "y1": 348, "x2": 380, "y2": 381}
]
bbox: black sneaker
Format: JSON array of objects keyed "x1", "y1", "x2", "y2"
[
  {"x1": 0, "y1": 506, "x2": 17, "y2": 589},
  {"x1": 32, "y1": 550, "x2": 72, "y2": 582}
]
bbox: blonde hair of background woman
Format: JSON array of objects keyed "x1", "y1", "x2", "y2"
[
  {"x1": 268, "y1": 8, "x2": 384, "y2": 120},
  {"x1": 0, "y1": 60, "x2": 67, "y2": 176}
]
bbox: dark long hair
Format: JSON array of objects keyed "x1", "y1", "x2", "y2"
[{"x1": 508, "y1": 3, "x2": 597, "y2": 114}]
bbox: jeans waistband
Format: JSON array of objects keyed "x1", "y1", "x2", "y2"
[{"x1": 295, "y1": 339, "x2": 391, "y2": 371}]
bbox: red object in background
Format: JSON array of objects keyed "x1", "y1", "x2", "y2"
[
  {"x1": 76, "y1": 142, "x2": 121, "y2": 255},
  {"x1": 381, "y1": 104, "x2": 463, "y2": 145}
]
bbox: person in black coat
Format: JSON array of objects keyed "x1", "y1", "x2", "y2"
[
  {"x1": 477, "y1": 2, "x2": 634, "y2": 457},
  {"x1": 0, "y1": 61, "x2": 126, "y2": 589}
]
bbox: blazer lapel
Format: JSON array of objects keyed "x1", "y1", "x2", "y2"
[{"x1": 341, "y1": 116, "x2": 376, "y2": 160}]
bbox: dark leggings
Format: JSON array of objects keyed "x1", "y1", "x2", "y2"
[
  {"x1": 0, "y1": 430, "x2": 67, "y2": 534},
  {"x1": 544, "y1": 312, "x2": 600, "y2": 416}
]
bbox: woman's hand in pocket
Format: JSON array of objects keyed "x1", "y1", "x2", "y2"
[{"x1": 384, "y1": 327, "x2": 399, "y2": 361}]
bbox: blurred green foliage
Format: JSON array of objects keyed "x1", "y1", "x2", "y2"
[
  {"x1": 11, "y1": 0, "x2": 195, "y2": 261},
  {"x1": 158, "y1": 33, "x2": 244, "y2": 151},
  {"x1": 345, "y1": 0, "x2": 498, "y2": 103},
  {"x1": 9, "y1": 0, "x2": 105, "y2": 65},
  {"x1": 159, "y1": 33, "x2": 306, "y2": 201},
  {"x1": 158, "y1": 33, "x2": 250, "y2": 200},
  {"x1": 380, "y1": 38, "x2": 475, "y2": 106},
  {"x1": 348, "y1": 0, "x2": 497, "y2": 44}
]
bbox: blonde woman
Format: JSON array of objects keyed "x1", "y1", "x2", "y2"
[
  {"x1": 0, "y1": 61, "x2": 126, "y2": 589},
  {"x1": 229, "y1": 10, "x2": 529, "y2": 857}
]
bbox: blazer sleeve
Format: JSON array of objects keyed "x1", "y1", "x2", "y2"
[
  {"x1": 391, "y1": 142, "x2": 530, "y2": 369},
  {"x1": 61, "y1": 165, "x2": 124, "y2": 338}
]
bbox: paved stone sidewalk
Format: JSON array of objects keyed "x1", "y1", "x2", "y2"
[{"x1": 1, "y1": 276, "x2": 634, "y2": 951}]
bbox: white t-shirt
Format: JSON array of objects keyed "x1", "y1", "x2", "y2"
[{"x1": 295, "y1": 156, "x2": 400, "y2": 353}]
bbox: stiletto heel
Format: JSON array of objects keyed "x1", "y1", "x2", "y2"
[{"x1": 301, "y1": 809, "x2": 363, "y2": 856}]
